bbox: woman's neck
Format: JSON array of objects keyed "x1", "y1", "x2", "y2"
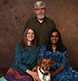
[
  {"x1": 27, "y1": 41, "x2": 32, "y2": 46},
  {"x1": 52, "y1": 45, "x2": 57, "y2": 52}
]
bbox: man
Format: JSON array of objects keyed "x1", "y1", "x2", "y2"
[{"x1": 24, "y1": 1, "x2": 56, "y2": 47}]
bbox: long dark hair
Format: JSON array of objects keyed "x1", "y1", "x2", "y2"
[
  {"x1": 20, "y1": 27, "x2": 37, "y2": 50},
  {"x1": 46, "y1": 29, "x2": 67, "y2": 52}
]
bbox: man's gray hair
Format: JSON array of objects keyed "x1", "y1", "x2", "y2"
[{"x1": 34, "y1": 1, "x2": 46, "y2": 9}]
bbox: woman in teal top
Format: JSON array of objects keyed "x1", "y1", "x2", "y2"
[{"x1": 5, "y1": 27, "x2": 40, "y2": 81}]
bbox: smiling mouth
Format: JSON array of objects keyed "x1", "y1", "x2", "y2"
[
  {"x1": 42, "y1": 67, "x2": 50, "y2": 73},
  {"x1": 39, "y1": 68, "x2": 49, "y2": 75},
  {"x1": 44, "y1": 69, "x2": 49, "y2": 73}
]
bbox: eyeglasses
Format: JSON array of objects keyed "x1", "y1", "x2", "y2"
[
  {"x1": 35, "y1": 8, "x2": 45, "y2": 11},
  {"x1": 51, "y1": 35, "x2": 59, "y2": 38}
]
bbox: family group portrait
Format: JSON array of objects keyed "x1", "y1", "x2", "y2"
[{"x1": 0, "y1": 0, "x2": 78, "y2": 81}]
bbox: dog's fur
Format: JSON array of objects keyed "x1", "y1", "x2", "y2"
[{"x1": 34, "y1": 58, "x2": 56, "y2": 81}]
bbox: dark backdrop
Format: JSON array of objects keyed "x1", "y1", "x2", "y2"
[{"x1": 0, "y1": 0, "x2": 78, "y2": 69}]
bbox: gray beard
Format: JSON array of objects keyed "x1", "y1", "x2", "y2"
[{"x1": 37, "y1": 15, "x2": 45, "y2": 20}]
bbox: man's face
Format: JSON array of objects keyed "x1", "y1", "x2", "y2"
[{"x1": 34, "y1": 5, "x2": 46, "y2": 20}]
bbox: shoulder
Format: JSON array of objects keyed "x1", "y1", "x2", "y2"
[
  {"x1": 16, "y1": 43, "x2": 20, "y2": 47},
  {"x1": 62, "y1": 51, "x2": 68, "y2": 55},
  {"x1": 45, "y1": 17, "x2": 55, "y2": 23},
  {"x1": 16, "y1": 43, "x2": 23, "y2": 49},
  {"x1": 26, "y1": 17, "x2": 36, "y2": 22},
  {"x1": 16, "y1": 43, "x2": 21, "y2": 47},
  {"x1": 64, "y1": 51, "x2": 68, "y2": 55},
  {"x1": 45, "y1": 17, "x2": 56, "y2": 28},
  {"x1": 59, "y1": 51, "x2": 68, "y2": 56},
  {"x1": 40, "y1": 45, "x2": 47, "y2": 51}
]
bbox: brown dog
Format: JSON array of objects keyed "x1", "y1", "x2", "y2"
[{"x1": 33, "y1": 58, "x2": 56, "y2": 81}]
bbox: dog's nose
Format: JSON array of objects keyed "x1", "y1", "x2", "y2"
[
  {"x1": 46, "y1": 65, "x2": 48, "y2": 67},
  {"x1": 46, "y1": 65, "x2": 49, "y2": 69}
]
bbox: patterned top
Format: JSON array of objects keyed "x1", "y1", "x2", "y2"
[{"x1": 39, "y1": 45, "x2": 78, "y2": 81}]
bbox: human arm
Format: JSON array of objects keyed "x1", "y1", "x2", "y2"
[
  {"x1": 51, "y1": 51, "x2": 68, "y2": 77},
  {"x1": 15, "y1": 44, "x2": 40, "y2": 80},
  {"x1": 51, "y1": 65, "x2": 64, "y2": 77},
  {"x1": 15, "y1": 43, "x2": 28, "y2": 72}
]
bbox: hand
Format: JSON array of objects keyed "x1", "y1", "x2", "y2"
[
  {"x1": 31, "y1": 71, "x2": 40, "y2": 81},
  {"x1": 26, "y1": 70, "x2": 40, "y2": 81},
  {"x1": 32, "y1": 66, "x2": 37, "y2": 72}
]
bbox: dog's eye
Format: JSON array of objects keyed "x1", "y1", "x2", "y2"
[
  {"x1": 42, "y1": 62, "x2": 46, "y2": 64},
  {"x1": 48, "y1": 62, "x2": 52, "y2": 64}
]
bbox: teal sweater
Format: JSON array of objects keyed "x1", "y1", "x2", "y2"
[{"x1": 11, "y1": 43, "x2": 39, "y2": 74}]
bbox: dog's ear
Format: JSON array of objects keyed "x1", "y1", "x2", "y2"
[
  {"x1": 51, "y1": 59, "x2": 56, "y2": 65},
  {"x1": 38, "y1": 59, "x2": 42, "y2": 66}
]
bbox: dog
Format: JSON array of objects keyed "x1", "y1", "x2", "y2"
[{"x1": 33, "y1": 58, "x2": 56, "y2": 81}]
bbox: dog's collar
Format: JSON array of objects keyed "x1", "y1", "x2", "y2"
[{"x1": 39, "y1": 67, "x2": 48, "y2": 75}]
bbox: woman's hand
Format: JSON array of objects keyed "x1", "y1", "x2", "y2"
[
  {"x1": 26, "y1": 70, "x2": 40, "y2": 81},
  {"x1": 32, "y1": 66, "x2": 37, "y2": 72},
  {"x1": 31, "y1": 71, "x2": 40, "y2": 81}
]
